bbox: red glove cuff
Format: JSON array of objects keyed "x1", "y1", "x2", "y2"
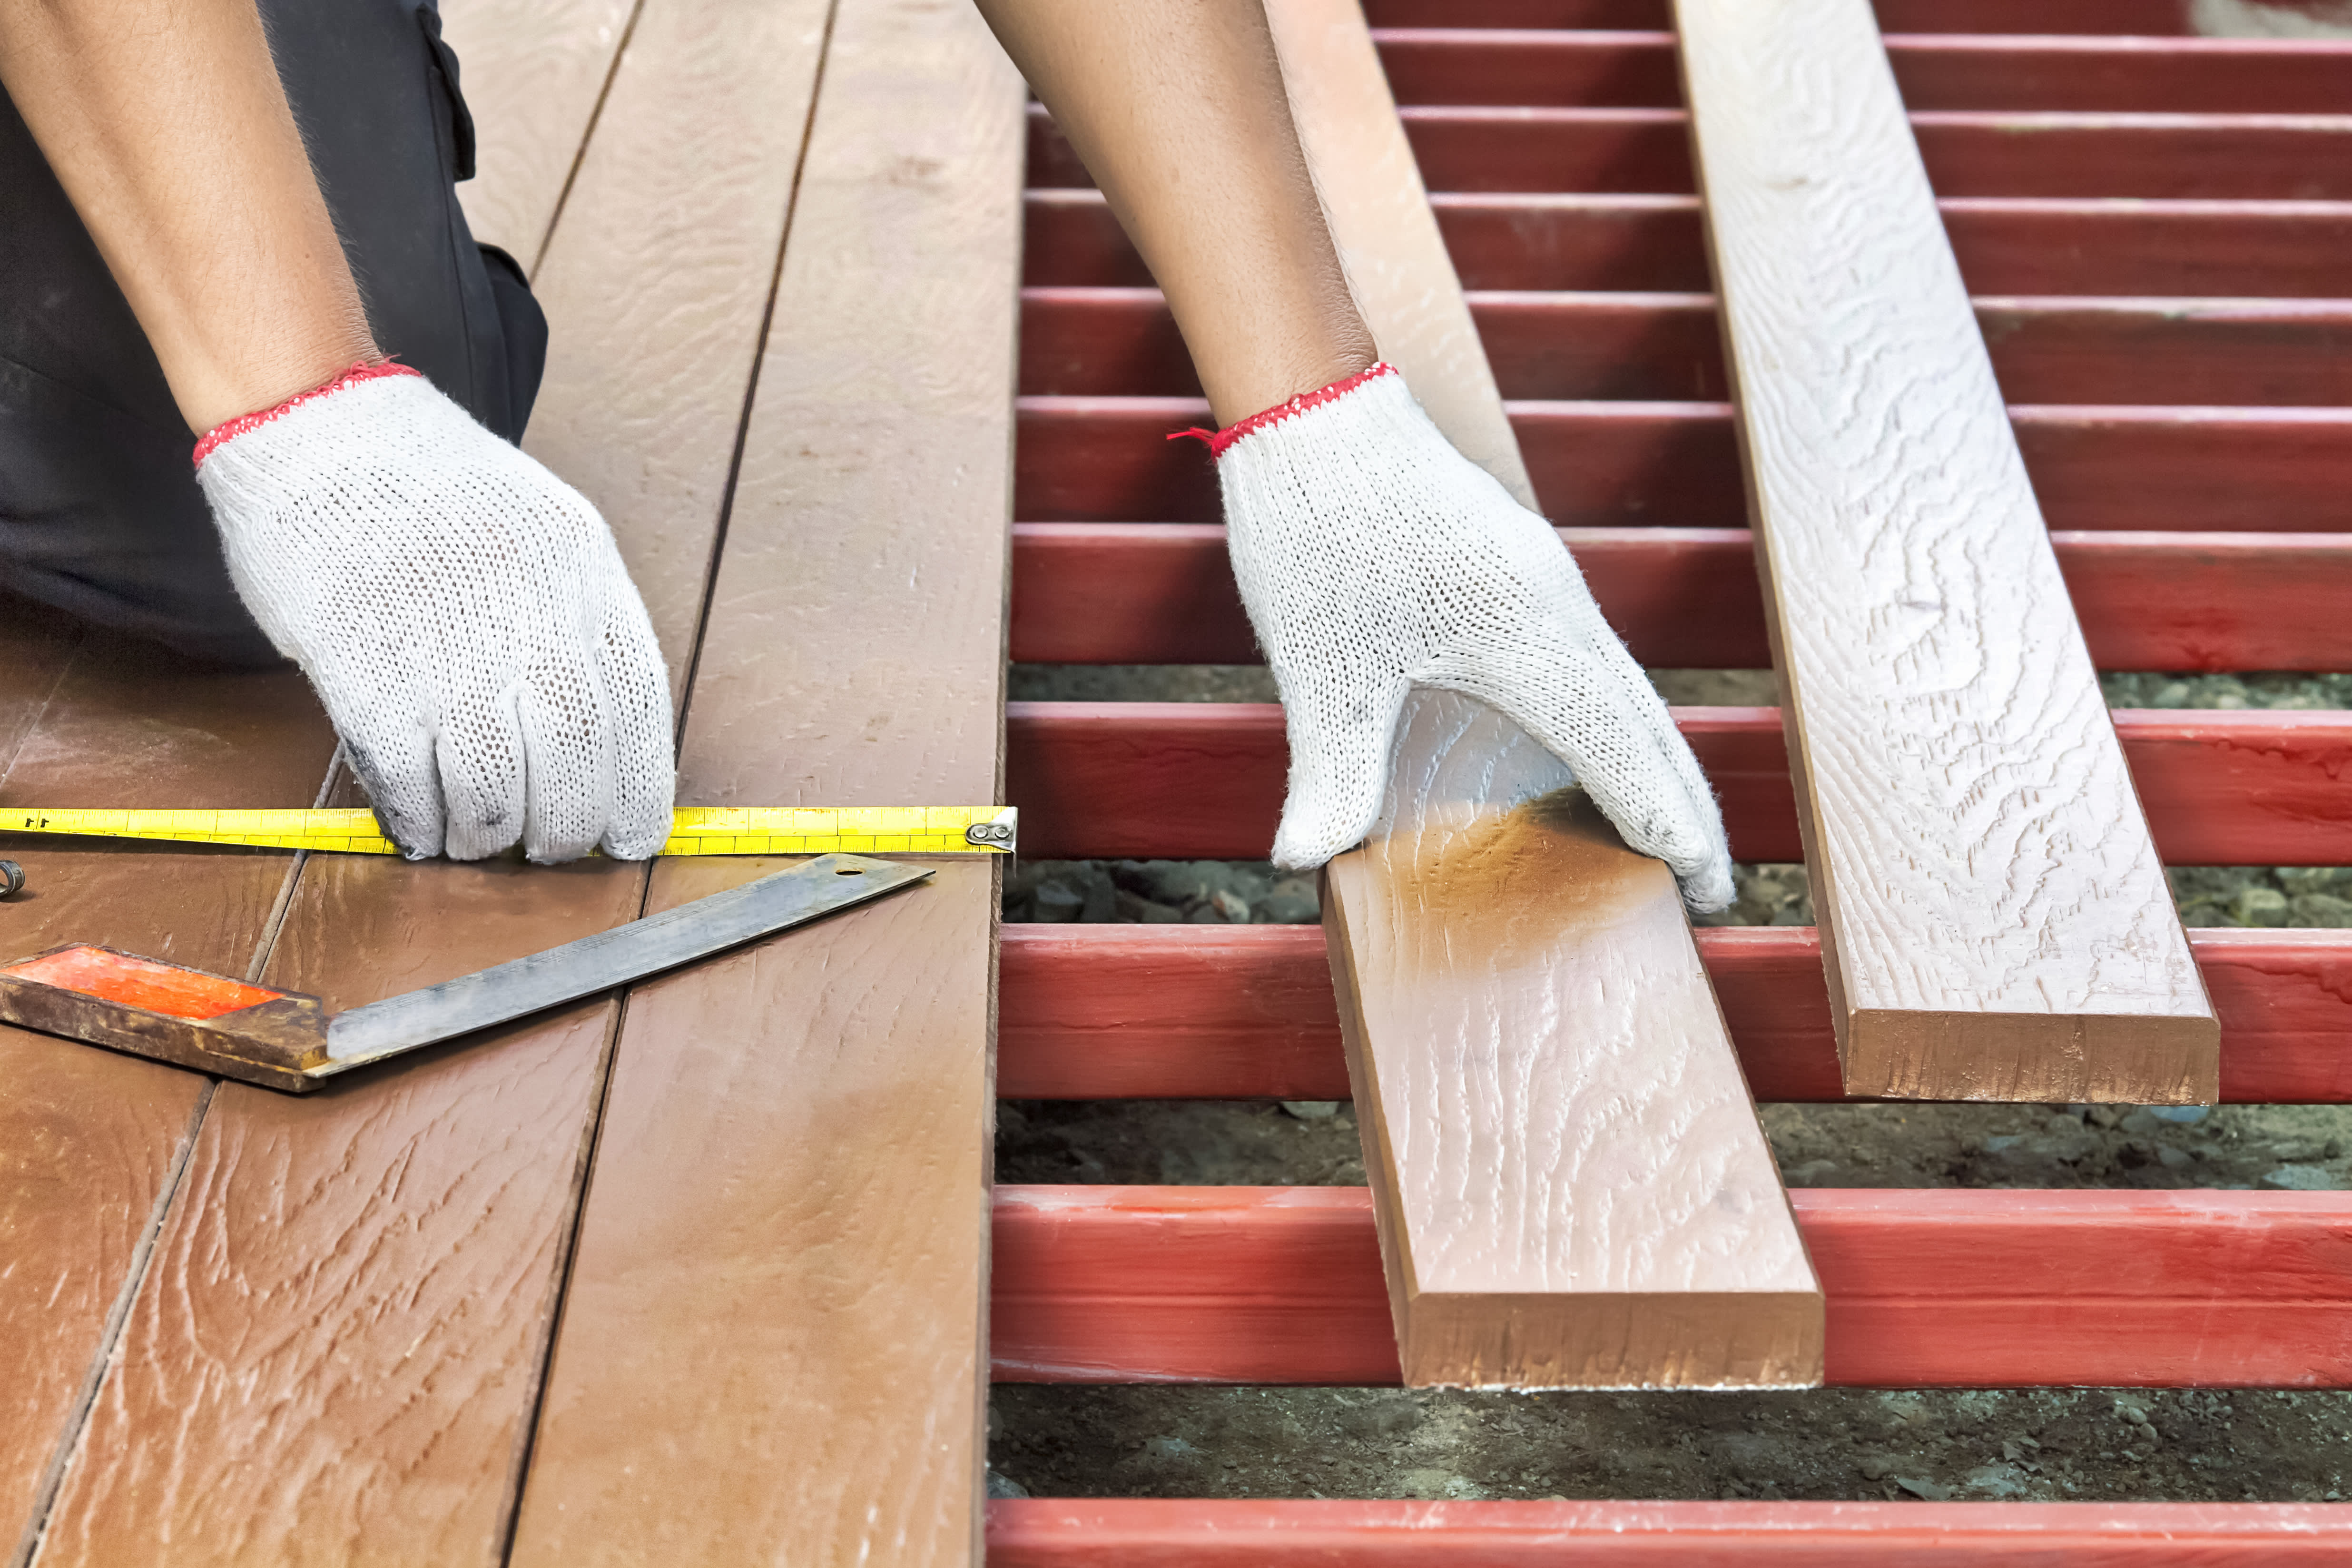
[
  {"x1": 193, "y1": 361, "x2": 422, "y2": 469},
  {"x1": 1167, "y1": 361, "x2": 1396, "y2": 458}
]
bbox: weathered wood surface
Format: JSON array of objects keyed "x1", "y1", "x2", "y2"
[
  {"x1": 505, "y1": 2, "x2": 1022, "y2": 1560},
  {"x1": 515, "y1": 0, "x2": 835, "y2": 697},
  {"x1": 1676, "y1": 0, "x2": 2217, "y2": 1103},
  {"x1": 0, "y1": 633, "x2": 335, "y2": 1565},
  {"x1": 25, "y1": 0, "x2": 826, "y2": 1558},
  {"x1": 1324, "y1": 695, "x2": 1821, "y2": 1387},
  {"x1": 439, "y1": 0, "x2": 638, "y2": 267}
]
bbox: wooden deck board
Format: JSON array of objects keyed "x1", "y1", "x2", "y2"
[
  {"x1": 1677, "y1": 0, "x2": 2216, "y2": 1102},
  {"x1": 22, "y1": 0, "x2": 824, "y2": 1557},
  {"x1": 440, "y1": 0, "x2": 639, "y2": 268},
  {"x1": 1261, "y1": 0, "x2": 1816, "y2": 1391},
  {"x1": 0, "y1": 645, "x2": 334, "y2": 1564},
  {"x1": 505, "y1": 2, "x2": 1022, "y2": 1558}
]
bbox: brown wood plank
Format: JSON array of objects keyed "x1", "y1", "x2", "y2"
[
  {"x1": 1263, "y1": 0, "x2": 1817, "y2": 1392},
  {"x1": 438, "y1": 0, "x2": 639, "y2": 267},
  {"x1": 515, "y1": 0, "x2": 832, "y2": 694},
  {"x1": 0, "y1": 639, "x2": 335, "y2": 1564},
  {"x1": 505, "y1": 2, "x2": 1023, "y2": 1558},
  {"x1": 1324, "y1": 694, "x2": 1823, "y2": 1388},
  {"x1": 1677, "y1": 0, "x2": 2216, "y2": 1103},
  {"x1": 24, "y1": 0, "x2": 832, "y2": 1559}
]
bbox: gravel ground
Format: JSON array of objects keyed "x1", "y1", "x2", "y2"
[{"x1": 991, "y1": 664, "x2": 2352, "y2": 1505}]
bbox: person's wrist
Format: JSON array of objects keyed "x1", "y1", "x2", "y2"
[{"x1": 177, "y1": 313, "x2": 384, "y2": 435}]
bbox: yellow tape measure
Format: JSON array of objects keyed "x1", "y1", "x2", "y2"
[{"x1": 0, "y1": 805, "x2": 1016, "y2": 857}]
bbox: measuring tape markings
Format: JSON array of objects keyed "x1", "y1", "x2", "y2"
[{"x1": 4, "y1": 806, "x2": 1016, "y2": 857}]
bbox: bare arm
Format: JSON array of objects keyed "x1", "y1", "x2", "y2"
[
  {"x1": 972, "y1": 0, "x2": 1376, "y2": 424},
  {"x1": 0, "y1": 0, "x2": 378, "y2": 432}
]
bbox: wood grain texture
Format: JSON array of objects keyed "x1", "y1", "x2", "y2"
[
  {"x1": 989, "y1": 1497, "x2": 2352, "y2": 1566},
  {"x1": 517, "y1": 0, "x2": 835, "y2": 698},
  {"x1": 437, "y1": 0, "x2": 638, "y2": 265},
  {"x1": 1263, "y1": 0, "x2": 1534, "y2": 505},
  {"x1": 1264, "y1": 0, "x2": 1814, "y2": 1392},
  {"x1": 1323, "y1": 694, "x2": 1821, "y2": 1388},
  {"x1": 506, "y1": 3, "x2": 1021, "y2": 1560},
  {"x1": 1676, "y1": 0, "x2": 2216, "y2": 1104},
  {"x1": 31, "y1": 858, "x2": 643, "y2": 1568},
  {"x1": 0, "y1": 638, "x2": 335, "y2": 1563},
  {"x1": 24, "y1": 3, "x2": 826, "y2": 1557},
  {"x1": 990, "y1": 1184, "x2": 2352, "y2": 1388}
]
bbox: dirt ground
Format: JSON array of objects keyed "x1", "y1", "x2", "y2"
[{"x1": 988, "y1": 664, "x2": 2352, "y2": 1504}]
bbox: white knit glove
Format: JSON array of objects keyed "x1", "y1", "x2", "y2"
[
  {"x1": 1213, "y1": 363, "x2": 1733, "y2": 912},
  {"x1": 195, "y1": 364, "x2": 675, "y2": 863}
]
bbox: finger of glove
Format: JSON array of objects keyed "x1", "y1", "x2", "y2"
[
  {"x1": 436, "y1": 688, "x2": 531, "y2": 862},
  {"x1": 1452, "y1": 651, "x2": 1734, "y2": 913},
  {"x1": 592, "y1": 604, "x2": 678, "y2": 861},
  {"x1": 515, "y1": 656, "x2": 618, "y2": 865},
  {"x1": 1268, "y1": 671, "x2": 1412, "y2": 872},
  {"x1": 335, "y1": 714, "x2": 447, "y2": 861}
]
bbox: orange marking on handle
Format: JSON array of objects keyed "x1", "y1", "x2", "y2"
[{"x1": 2, "y1": 946, "x2": 284, "y2": 1021}]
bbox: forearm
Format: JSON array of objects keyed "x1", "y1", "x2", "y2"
[
  {"x1": 973, "y1": 0, "x2": 1375, "y2": 424},
  {"x1": 0, "y1": 0, "x2": 377, "y2": 432}
]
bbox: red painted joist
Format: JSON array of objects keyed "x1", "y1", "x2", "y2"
[
  {"x1": 1029, "y1": 187, "x2": 2352, "y2": 303},
  {"x1": 1427, "y1": 194, "x2": 2352, "y2": 299},
  {"x1": 1016, "y1": 397, "x2": 2352, "y2": 533},
  {"x1": 1362, "y1": 0, "x2": 2225, "y2": 30},
  {"x1": 989, "y1": 1498, "x2": 2352, "y2": 1566},
  {"x1": 1029, "y1": 104, "x2": 2352, "y2": 202},
  {"x1": 1003, "y1": 703, "x2": 2352, "y2": 866},
  {"x1": 1008, "y1": 523, "x2": 2352, "y2": 673},
  {"x1": 1370, "y1": 31, "x2": 2352, "y2": 116},
  {"x1": 995, "y1": 924, "x2": 2352, "y2": 1105},
  {"x1": 1022, "y1": 286, "x2": 2352, "y2": 405},
  {"x1": 989, "y1": 1185, "x2": 2352, "y2": 1388}
]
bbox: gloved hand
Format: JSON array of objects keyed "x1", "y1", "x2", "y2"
[
  {"x1": 195, "y1": 363, "x2": 676, "y2": 863},
  {"x1": 1210, "y1": 362, "x2": 1734, "y2": 912}
]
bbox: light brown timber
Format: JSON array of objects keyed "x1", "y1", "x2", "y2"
[
  {"x1": 1325, "y1": 694, "x2": 1823, "y2": 1388},
  {"x1": 1270, "y1": 0, "x2": 1819, "y2": 1390},
  {"x1": 1675, "y1": 0, "x2": 2218, "y2": 1103},
  {"x1": 439, "y1": 0, "x2": 640, "y2": 268},
  {"x1": 505, "y1": 0, "x2": 1022, "y2": 1560}
]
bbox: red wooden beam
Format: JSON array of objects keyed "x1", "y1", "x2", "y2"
[
  {"x1": 1336, "y1": 107, "x2": 2352, "y2": 201},
  {"x1": 1023, "y1": 287, "x2": 2352, "y2": 406},
  {"x1": 989, "y1": 1497, "x2": 2352, "y2": 1566},
  {"x1": 996, "y1": 925, "x2": 2352, "y2": 1105},
  {"x1": 1004, "y1": 703, "x2": 2352, "y2": 865},
  {"x1": 1027, "y1": 188, "x2": 2352, "y2": 298},
  {"x1": 1017, "y1": 396, "x2": 2352, "y2": 533},
  {"x1": 1369, "y1": 31, "x2": 2352, "y2": 116},
  {"x1": 1008, "y1": 523, "x2": 2352, "y2": 673},
  {"x1": 1354, "y1": 1, "x2": 2259, "y2": 42},
  {"x1": 988, "y1": 1185, "x2": 2352, "y2": 1388}
]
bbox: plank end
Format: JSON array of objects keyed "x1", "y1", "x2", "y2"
[
  {"x1": 1396, "y1": 1289, "x2": 1826, "y2": 1391},
  {"x1": 1841, "y1": 1008, "x2": 2223, "y2": 1104}
]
